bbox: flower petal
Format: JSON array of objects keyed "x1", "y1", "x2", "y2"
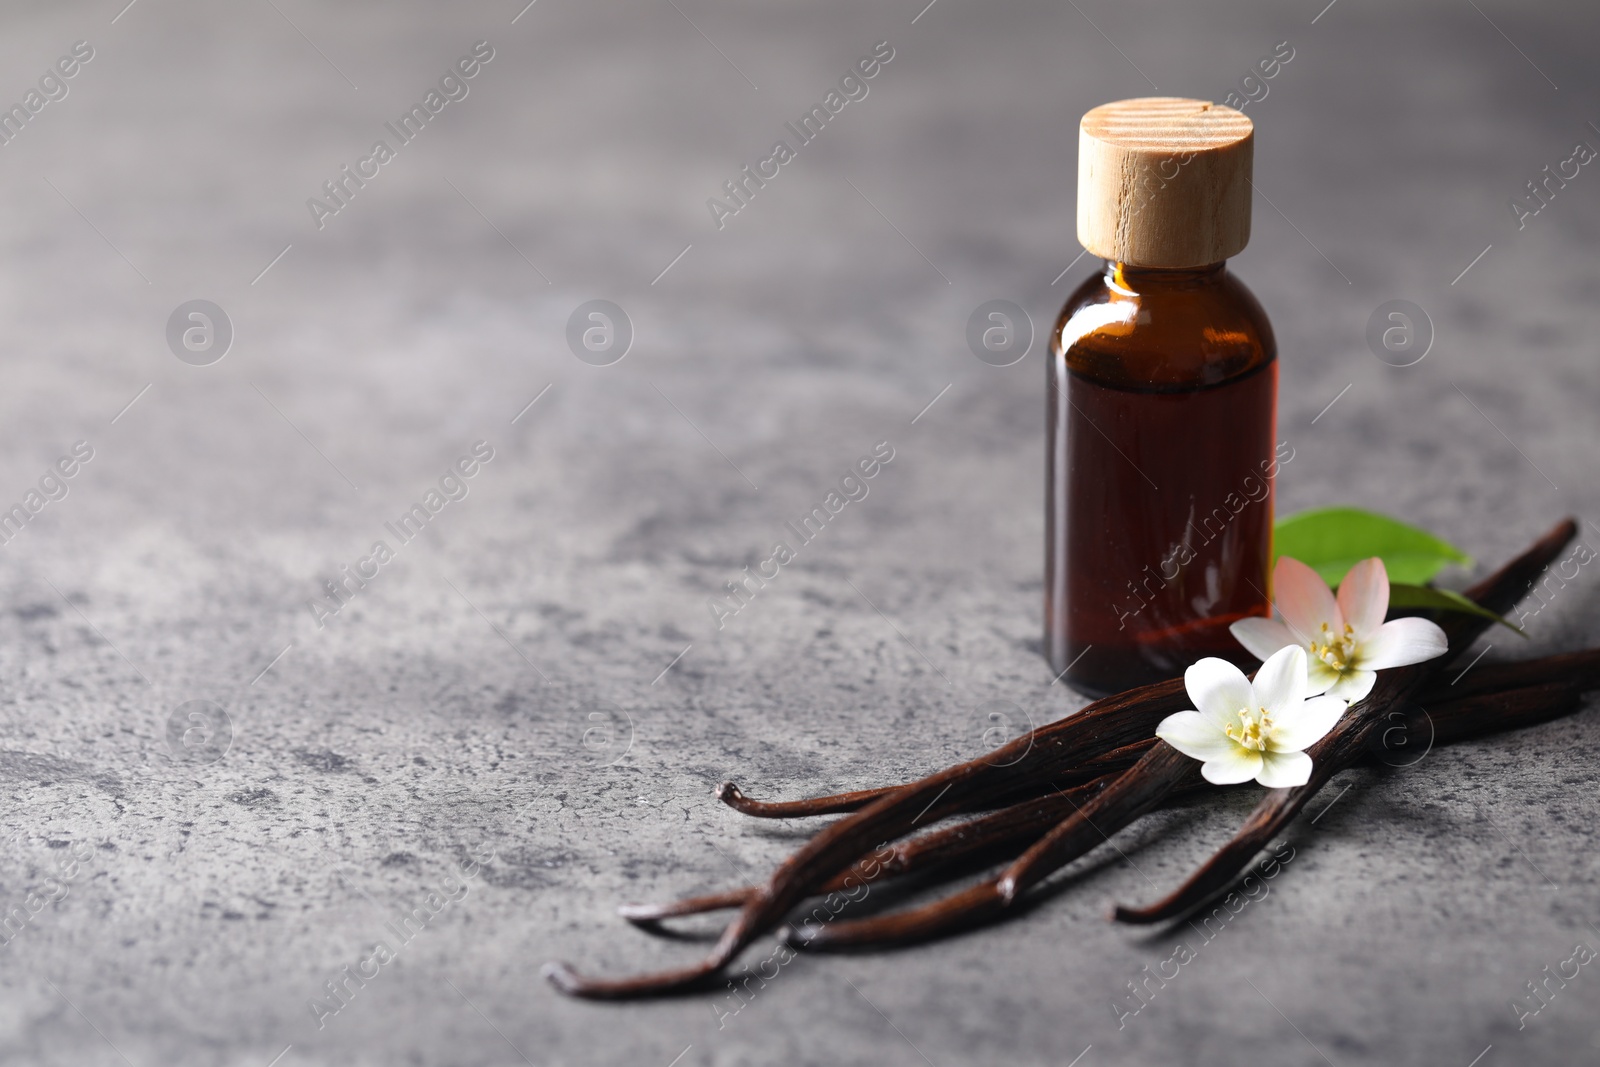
[
  {"x1": 1326, "y1": 668, "x2": 1377, "y2": 704},
  {"x1": 1355, "y1": 617, "x2": 1449, "y2": 671},
  {"x1": 1156, "y1": 711, "x2": 1237, "y2": 762},
  {"x1": 1184, "y1": 657, "x2": 1253, "y2": 729},
  {"x1": 1253, "y1": 645, "x2": 1308, "y2": 717},
  {"x1": 1273, "y1": 555, "x2": 1341, "y2": 644},
  {"x1": 1305, "y1": 657, "x2": 1342, "y2": 696},
  {"x1": 1267, "y1": 694, "x2": 1347, "y2": 753},
  {"x1": 1336, "y1": 557, "x2": 1390, "y2": 642},
  {"x1": 1255, "y1": 749, "x2": 1312, "y2": 788},
  {"x1": 1230, "y1": 616, "x2": 1299, "y2": 663},
  {"x1": 1201, "y1": 746, "x2": 1263, "y2": 785}
]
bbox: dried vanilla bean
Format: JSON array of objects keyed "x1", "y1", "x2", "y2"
[
  {"x1": 623, "y1": 770, "x2": 1129, "y2": 927},
  {"x1": 792, "y1": 675, "x2": 1587, "y2": 950},
  {"x1": 544, "y1": 519, "x2": 1583, "y2": 997},
  {"x1": 544, "y1": 676, "x2": 1189, "y2": 997},
  {"x1": 1113, "y1": 516, "x2": 1578, "y2": 924}
]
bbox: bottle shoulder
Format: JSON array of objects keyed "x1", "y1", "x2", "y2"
[{"x1": 1052, "y1": 267, "x2": 1276, "y2": 390}]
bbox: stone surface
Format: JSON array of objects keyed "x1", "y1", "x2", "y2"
[{"x1": 0, "y1": 1, "x2": 1596, "y2": 1064}]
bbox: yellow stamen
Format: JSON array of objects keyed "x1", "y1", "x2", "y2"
[
  {"x1": 1308, "y1": 622, "x2": 1358, "y2": 674},
  {"x1": 1224, "y1": 707, "x2": 1273, "y2": 751}
]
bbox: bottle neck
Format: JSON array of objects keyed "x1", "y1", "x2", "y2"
[{"x1": 1104, "y1": 260, "x2": 1227, "y2": 295}]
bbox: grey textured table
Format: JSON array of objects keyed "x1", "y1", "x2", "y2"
[{"x1": 1, "y1": 1, "x2": 1597, "y2": 1065}]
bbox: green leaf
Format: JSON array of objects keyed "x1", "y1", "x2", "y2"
[
  {"x1": 1273, "y1": 506, "x2": 1472, "y2": 586},
  {"x1": 1386, "y1": 583, "x2": 1526, "y2": 637}
]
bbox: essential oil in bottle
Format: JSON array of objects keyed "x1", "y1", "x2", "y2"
[{"x1": 1047, "y1": 97, "x2": 1280, "y2": 697}]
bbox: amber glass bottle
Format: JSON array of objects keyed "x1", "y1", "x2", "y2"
[{"x1": 1046, "y1": 98, "x2": 1278, "y2": 696}]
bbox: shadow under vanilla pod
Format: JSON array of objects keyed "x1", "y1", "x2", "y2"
[
  {"x1": 1110, "y1": 842, "x2": 1293, "y2": 1031},
  {"x1": 542, "y1": 518, "x2": 1600, "y2": 999}
]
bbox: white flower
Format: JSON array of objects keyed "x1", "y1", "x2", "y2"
[
  {"x1": 1229, "y1": 556, "x2": 1449, "y2": 703},
  {"x1": 1156, "y1": 646, "x2": 1347, "y2": 788}
]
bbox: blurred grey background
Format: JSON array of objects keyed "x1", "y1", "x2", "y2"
[{"x1": 0, "y1": 0, "x2": 1596, "y2": 1064}]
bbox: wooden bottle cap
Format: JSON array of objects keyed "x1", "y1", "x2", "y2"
[{"x1": 1077, "y1": 97, "x2": 1253, "y2": 268}]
